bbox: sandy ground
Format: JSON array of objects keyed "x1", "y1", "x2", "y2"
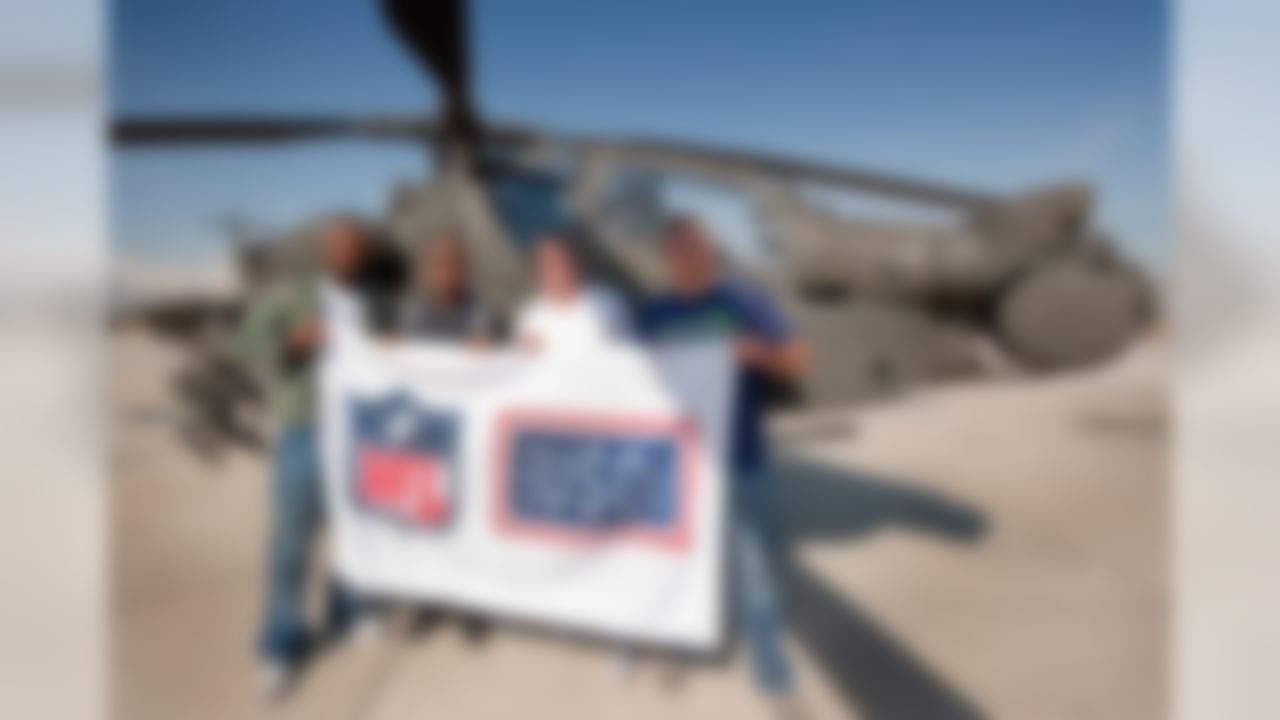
[{"x1": 111, "y1": 330, "x2": 1166, "y2": 720}]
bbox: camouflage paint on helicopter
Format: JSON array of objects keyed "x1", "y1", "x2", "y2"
[{"x1": 112, "y1": 0, "x2": 1155, "y2": 455}]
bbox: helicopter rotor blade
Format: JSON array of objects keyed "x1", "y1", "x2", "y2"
[
  {"x1": 569, "y1": 136, "x2": 1001, "y2": 212},
  {"x1": 381, "y1": 0, "x2": 479, "y2": 154},
  {"x1": 114, "y1": 0, "x2": 485, "y2": 153},
  {"x1": 111, "y1": 115, "x2": 442, "y2": 145}
]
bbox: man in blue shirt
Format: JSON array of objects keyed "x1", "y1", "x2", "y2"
[{"x1": 642, "y1": 215, "x2": 808, "y2": 708}]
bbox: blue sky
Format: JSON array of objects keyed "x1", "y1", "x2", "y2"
[{"x1": 113, "y1": 0, "x2": 1167, "y2": 269}]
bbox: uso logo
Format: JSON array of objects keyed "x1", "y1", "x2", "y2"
[
  {"x1": 491, "y1": 411, "x2": 698, "y2": 552},
  {"x1": 349, "y1": 393, "x2": 461, "y2": 530}
]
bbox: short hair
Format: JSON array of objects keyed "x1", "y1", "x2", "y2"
[
  {"x1": 660, "y1": 213, "x2": 727, "y2": 269},
  {"x1": 532, "y1": 229, "x2": 574, "y2": 253},
  {"x1": 663, "y1": 212, "x2": 698, "y2": 233},
  {"x1": 665, "y1": 213, "x2": 719, "y2": 250},
  {"x1": 424, "y1": 230, "x2": 464, "y2": 253},
  {"x1": 662, "y1": 213, "x2": 711, "y2": 242},
  {"x1": 323, "y1": 213, "x2": 368, "y2": 239},
  {"x1": 530, "y1": 230, "x2": 584, "y2": 272},
  {"x1": 422, "y1": 231, "x2": 468, "y2": 268}
]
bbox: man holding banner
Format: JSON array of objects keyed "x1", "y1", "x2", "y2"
[
  {"x1": 400, "y1": 233, "x2": 497, "y2": 345},
  {"x1": 641, "y1": 215, "x2": 809, "y2": 707},
  {"x1": 232, "y1": 217, "x2": 378, "y2": 697},
  {"x1": 323, "y1": 275, "x2": 737, "y2": 648},
  {"x1": 318, "y1": 215, "x2": 807, "y2": 716},
  {"x1": 515, "y1": 233, "x2": 632, "y2": 351}
]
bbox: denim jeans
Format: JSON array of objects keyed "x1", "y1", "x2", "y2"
[
  {"x1": 258, "y1": 423, "x2": 360, "y2": 663},
  {"x1": 732, "y1": 467, "x2": 794, "y2": 696}
]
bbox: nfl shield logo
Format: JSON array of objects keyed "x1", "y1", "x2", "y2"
[{"x1": 349, "y1": 392, "x2": 460, "y2": 530}]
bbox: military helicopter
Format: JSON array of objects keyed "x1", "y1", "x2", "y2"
[{"x1": 113, "y1": 0, "x2": 1153, "y2": 453}]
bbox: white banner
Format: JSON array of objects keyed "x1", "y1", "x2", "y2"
[{"x1": 321, "y1": 335, "x2": 733, "y2": 650}]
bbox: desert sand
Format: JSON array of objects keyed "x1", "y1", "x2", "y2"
[{"x1": 112, "y1": 329, "x2": 1165, "y2": 719}]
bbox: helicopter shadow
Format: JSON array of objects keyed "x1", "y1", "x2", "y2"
[{"x1": 770, "y1": 454, "x2": 990, "y2": 720}]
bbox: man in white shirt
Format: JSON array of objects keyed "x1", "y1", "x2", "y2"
[
  {"x1": 515, "y1": 234, "x2": 631, "y2": 351},
  {"x1": 514, "y1": 232, "x2": 645, "y2": 678}
]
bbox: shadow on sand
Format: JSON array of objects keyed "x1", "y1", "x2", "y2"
[
  {"x1": 149, "y1": 344, "x2": 992, "y2": 717},
  {"x1": 771, "y1": 454, "x2": 989, "y2": 720}
]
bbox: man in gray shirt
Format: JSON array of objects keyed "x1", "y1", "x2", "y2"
[
  {"x1": 399, "y1": 233, "x2": 496, "y2": 343},
  {"x1": 396, "y1": 232, "x2": 494, "y2": 644}
]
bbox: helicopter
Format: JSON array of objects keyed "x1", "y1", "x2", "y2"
[{"x1": 112, "y1": 0, "x2": 1154, "y2": 456}]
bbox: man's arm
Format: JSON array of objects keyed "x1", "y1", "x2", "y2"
[
  {"x1": 227, "y1": 285, "x2": 286, "y2": 380},
  {"x1": 228, "y1": 280, "x2": 317, "y2": 379},
  {"x1": 464, "y1": 304, "x2": 498, "y2": 348},
  {"x1": 513, "y1": 301, "x2": 545, "y2": 350},
  {"x1": 735, "y1": 335, "x2": 809, "y2": 380},
  {"x1": 596, "y1": 287, "x2": 637, "y2": 339},
  {"x1": 731, "y1": 281, "x2": 810, "y2": 380}
]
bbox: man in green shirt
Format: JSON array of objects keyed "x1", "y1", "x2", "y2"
[{"x1": 230, "y1": 216, "x2": 377, "y2": 697}]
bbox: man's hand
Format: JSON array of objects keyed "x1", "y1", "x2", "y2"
[
  {"x1": 734, "y1": 335, "x2": 809, "y2": 380},
  {"x1": 733, "y1": 336, "x2": 772, "y2": 366},
  {"x1": 286, "y1": 319, "x2": 323, "y2": 354}
]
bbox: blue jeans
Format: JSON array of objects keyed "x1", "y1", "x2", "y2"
[
  {"x1": 258, "y1": 424, "x2": 360, "y2": 664},
  {"x1": 732, "y1": 468, "x2": 793, "y2": 696}
]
